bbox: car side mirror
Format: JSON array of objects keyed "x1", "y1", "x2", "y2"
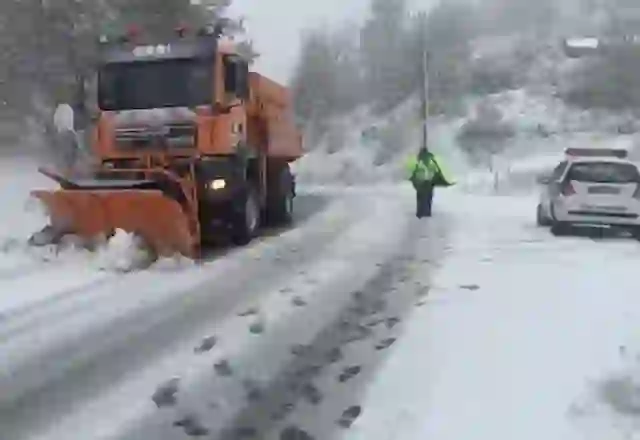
[{"x1": 536, "y1": 174, "x2": 551, "y2": 185}]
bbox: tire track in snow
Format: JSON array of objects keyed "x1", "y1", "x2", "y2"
[
  {"x1": 0, "y1": 192, "x2": 330, "y2": 338},
  {"x1": 0, "y1": 250, "x2": 82, "y2": 283},
  {"x1": 217, "y1": 212, "x2": 451, "y2": 440},
  {"x1": 0, "y1": 274, "x2": 118, "y2": 342},
  {"x1": 0, "y1": 193, "x2": 328, "y2": 344},
  {"x1": 0, "y1": 263, "x2": 42, "y2": 282},
  {"x1": 0, "y1": 194, "x2": 334, "y2": 344},
  {"x1": 105, "y1": 196, "x2": 451, "y2": 440},
  {"x1": 0, "y1": 192, "x2": 367, "y2": 440}
]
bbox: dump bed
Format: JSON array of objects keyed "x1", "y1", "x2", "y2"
[{"x1": 247, "y1": 72, "x2": 303, "y2": 161}]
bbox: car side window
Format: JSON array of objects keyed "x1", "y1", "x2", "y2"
[{"x1": 550, "y1": 161, "x2": 568, "y2": 181}]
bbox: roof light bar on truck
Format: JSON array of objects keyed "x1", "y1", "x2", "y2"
[{"x1": 564, "y1": 148, "x2": 628, "y2": 159}]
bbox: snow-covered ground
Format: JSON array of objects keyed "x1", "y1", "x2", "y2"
[
  {"x1": 4, "y1": 122, "x2": 640, "y2": 440},
  {"x1": 0, "y1": 154, "x2": 428, "y2": 440},
  {"x1": 346, "y1": 189, "x2": 640, "y2": 440}
]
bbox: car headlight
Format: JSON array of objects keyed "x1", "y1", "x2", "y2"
[{"x1": 208, "y1": 179, "x2": 226, "y2": 190}]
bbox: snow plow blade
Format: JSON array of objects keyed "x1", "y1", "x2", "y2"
[{"x1": 30, "y1": 189, "x2": 197, "y2": 258}]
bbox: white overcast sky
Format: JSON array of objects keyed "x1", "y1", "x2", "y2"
[{"x1": 227, "y1": 0, "x2": 432, "y2": 84}]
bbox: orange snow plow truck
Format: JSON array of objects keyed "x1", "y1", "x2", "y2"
[{"x1": 30, "y1": 25, "x2": 303, "y2": 259}]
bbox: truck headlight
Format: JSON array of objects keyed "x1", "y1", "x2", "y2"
[{"x1": 208, "y1": 179, "x2": 226, "y2": 190}]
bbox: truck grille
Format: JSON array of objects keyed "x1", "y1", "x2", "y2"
[{"x1": 115, "y1": 124, "x2": 196, "y2": 150}]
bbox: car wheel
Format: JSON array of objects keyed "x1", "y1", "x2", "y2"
[
  {"x1": 551, "y1": 221, "x2": 571, "y2": 236},
  {"x1": 536, "y1": 204, "x2": 551, "y2": 227}
]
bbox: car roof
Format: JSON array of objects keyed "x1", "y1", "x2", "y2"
[{"x1": 566, "y1": 156, "x2": 636, "y2": 165}]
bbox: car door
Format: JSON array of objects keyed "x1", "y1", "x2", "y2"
[{"x1": 542, "y1": 160, "x2": 569, "y2": 216}]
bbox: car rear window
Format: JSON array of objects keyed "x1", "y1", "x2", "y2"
[{"x1": 567, "y1": 162, "x2": 640, "y2": 183}]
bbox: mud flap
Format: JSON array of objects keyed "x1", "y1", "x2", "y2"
[{"x1": 31, "y1": 189, "x2": 197, "y2": 258}]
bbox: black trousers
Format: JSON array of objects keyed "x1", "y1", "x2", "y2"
[{"x1": 416, "y1": 182, "x2": 434, "y2": 218}]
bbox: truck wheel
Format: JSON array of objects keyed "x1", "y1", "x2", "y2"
[
  {"x1": 232, "y1": 187, "x2": 260, "y2": 245},
  {"x1": 270, "y1": 187, "x2": 294, "y2": 225},
  {"x1": 267, "y1": 166, "x2": 294, "y2": 225}
]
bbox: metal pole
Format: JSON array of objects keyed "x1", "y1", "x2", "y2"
[{"x1": 419, "y1": 14, "x2": 429, "y2": 152}]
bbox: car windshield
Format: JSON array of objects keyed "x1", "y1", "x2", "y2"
[
  {"x1": 98, "y1": 58, "x2": 212, "y2": 111},
  {"x1": 566, "y1": 161, "x2": 640, "y2": 184}
]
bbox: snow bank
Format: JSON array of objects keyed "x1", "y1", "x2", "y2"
[{"x1": 92, "y1": 229, "x2": 155, "y2": 273}]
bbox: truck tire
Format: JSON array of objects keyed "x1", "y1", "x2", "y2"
[
  {"x1": 266, "y1": 166, "x2": 294, "y2": 225},
  {"x1": 232, "y1": 186, "x2": 260, "y2": 245}
]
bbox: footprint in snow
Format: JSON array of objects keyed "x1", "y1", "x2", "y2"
[
  {"x1": 337, "y1": 405, "x2": 362, "y2": 428},
  {"x1": 326, "y1": 347, "x2": 343, "y2": 364},
  {"x1": 375, "y1": 338, "x2": 396, "y2": 351},
  {"x1": 342, "y1": 324, "x2": 373, "y2": 344},
  {"x1": 271, "y1": 402, "x2": 296, "y2": 421},
  {"x1": 386, "y1": 317, "x2": 401, "y2": 329},
  {"x1": 173, "y1": 413, "x2": 210, "y2": 437},
  {"x1": 290, "y1": 344, "x2": 312, "y2": 356},
  {"x1": 243, "y1": 379, "x2": 264, "y2": 402},
  {"x1": 349, "y1": 304, "x2": 368, "y2": 317},
  {"x1": 232, "y1": 426, "x2": 258, "y2": 438},
  {"x1": 194, "y1": 335, "x2": 217, "y2": 353},
  {"x1": 151, "y1": 377, "x2": 180, "y2": 408},
  {"x1": 415, "y1": 286, "x2": 430, "y2": 298},
  {"x1": 291, "y1": 296, "x2": 307, "y2": 307},
  {"x1": 366, "y1": 317, "x2": 386, "y2": 328},
  {"x1": 238, "y1": 307, "x2": 259, "y2": 317},
  {"x1": 214, "y1": 359, "x2": 233, "y2": 377},
  {"x1": 371, "y1": 298, "x2": 387, "y2": 314},
  {"x1": 293, "y1": 364, "x2": 322, "y2": 381},
  {"x1": 249, "y1": 319, "x2": 265, "y2": 335},
  {"x1": 301, "y1": 382, "x2": 323, "y2": 405},
  {"x1": 280, "y1": 425, "x2": 315, "y2": 440},
  {"x1": 338, "y1": 365, "x2": 362, "y2": 383}
]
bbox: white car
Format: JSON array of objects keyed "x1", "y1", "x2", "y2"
[{"x1": 536, "y1": 148, "x2": 640, "y2": 236}]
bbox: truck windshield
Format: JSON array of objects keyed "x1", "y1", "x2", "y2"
[{"x1": 98, "y1": 58, "x2": 212, "y2": 111}]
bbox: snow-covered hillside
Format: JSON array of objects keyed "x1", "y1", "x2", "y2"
[{"x1": 293, "y1": 86, "x2": 640, "y2": 190}]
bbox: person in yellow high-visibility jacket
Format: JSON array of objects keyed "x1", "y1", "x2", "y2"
[{"x1": 405, "y1": 147, "x2": 454, "y2": 218}]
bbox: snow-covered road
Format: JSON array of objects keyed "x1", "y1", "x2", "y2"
[
  {"x1": 348, "y1": 192, "x2": 640, "y2": 440},
  {"x1": 2, "y1": 157, "x2": 640, "y2": 440},
  {"x1": 0, "y1": 158, "x2": 446, "y2": 440}
]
